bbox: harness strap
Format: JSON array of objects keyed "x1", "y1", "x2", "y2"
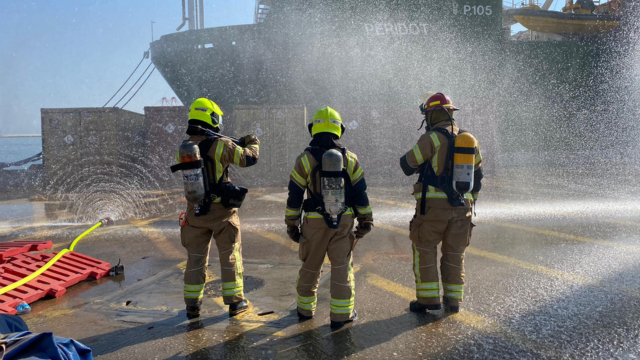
[
  {"x1": 170, "y1": 160, "x2": 204, "y2": 173},
  {"x1": 417, "y1": 128, "x2": 471, "y2": 213}
]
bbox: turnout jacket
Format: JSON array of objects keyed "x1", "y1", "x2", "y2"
[
  {"x1": 402, "y1": 122, "x2": 483, "y2": 209},
  {"x1": 285, "y1": 147, "x2": 372, "y2": 226}
]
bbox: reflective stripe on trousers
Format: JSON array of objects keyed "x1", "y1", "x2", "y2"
[
  {"x1": 184, "y1": 284, "x2": 205, "y2": 299},
  {"x1": 443, "y1": 283, "x2": 464, "y2": 300}
]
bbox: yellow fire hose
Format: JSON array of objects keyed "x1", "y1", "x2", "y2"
[{"x1": 0, "y1": 217, "x2": 113, "y2": 296}]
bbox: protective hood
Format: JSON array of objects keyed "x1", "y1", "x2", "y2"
[
  {"x1": 432, "y1": 117, "x2": 460, "y2": 135},
  {"x1": 309, "y1": 132, "x2": 344, "y2": 150},
  {"x1": 427, "y1": 109, "x2": 456, "y2": 129}
]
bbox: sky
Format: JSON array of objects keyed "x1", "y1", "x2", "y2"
[
  {"x1": 0, "y1": 0, "x2": 255, "y2": 135},
  {"x1": 0, "y1": 0, "x2": 564, "y2": 134}
]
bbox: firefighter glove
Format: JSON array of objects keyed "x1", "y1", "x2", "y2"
[
  {"x1": 355, "y1": 214, "x2": 374, "y2": 239},
  {"x1": 287, "y1": 225, "x2": 301, "y2": 243},
  {"x1": 240, "y1": 134, "x2": 259, "y2": 147}
]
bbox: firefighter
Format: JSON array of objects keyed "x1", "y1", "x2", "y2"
[
  {"x1": 177, "y1": 98, "x2": 259, "y2": 319},
  {"x1": 285, "y1": 106, "x2": 373, "y2": 329},
  {"x1": 399, "y1": 93, "x2": 483, "y2": 314}
]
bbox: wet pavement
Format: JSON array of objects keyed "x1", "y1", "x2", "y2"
[{"x1": 2, "y1": 179, "x2": 640, "y2": 359}]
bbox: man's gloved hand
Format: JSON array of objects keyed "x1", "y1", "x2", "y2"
[
  {"x1": 354, "y1": 214, "x2": 374, "y2": 239},
  {"x1": 240, "y1": 134, "x2": 259, "y2": 147},
  {"x1": 287, "y1": 225, "x2": 301, "y2": 243}
]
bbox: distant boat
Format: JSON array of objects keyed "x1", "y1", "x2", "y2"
[{"x1": 506, "y1": 1, "x2": 623, "y2": 37}]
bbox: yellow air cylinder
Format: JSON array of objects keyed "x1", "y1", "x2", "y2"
[{"x1": 452, "y1": 132, "x2": 478, "y2": 194}]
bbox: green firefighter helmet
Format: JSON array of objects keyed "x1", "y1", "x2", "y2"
[
  {"x1": 309, "y1": 106, "x2": 346, "y2": 138},
  {"x1": 189, "y1": 98, "x2": 223, "y2": 128}
]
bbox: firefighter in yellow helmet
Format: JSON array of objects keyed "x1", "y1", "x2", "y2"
[
  {"x1": 176, "y1": 98, "x2": 260, "y2": 319},
  {"x1": 285, "y1": 106, "x2": 373, "y2": 330},
  {"x1": 399, "y1": 93, "x2": 483, "y2": 314}
]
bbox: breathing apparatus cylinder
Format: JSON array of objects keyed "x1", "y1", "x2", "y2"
[
  {"x1": 321, "y1": 149, "x2": 346, "y2": 225},
  {"x1": 178, "y1": 141, "x2": 206, "y2": 204},
  {"x1": 452, "y1": 132, "x2": 478, "y2": 194}
]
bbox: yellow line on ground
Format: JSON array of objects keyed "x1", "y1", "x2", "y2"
[
  {"x1": 0, "y1": 214, "x2": 83, "y2": 236},
  {"x1": 141, "y1": 194, "x2": 184, "y2": 204},
  {"x1": 493, "y1": 222, "x2": 634, "y2": 250},
  {"x1": 376, "y1": 223, "x2": 410, "y2": 236},
  {"x1": 366, "y1": 273, "x2": 556, "y2": 357},
  {"x1": 203, "y1": 272, "x2": 227, "y2": 309},
  {"x1": 372, "y1": 196, "x2": 632, "y2": 250},
  {"x1": 258, "y1": 195, "x2": 286, "y2": 203},
  {"x1": 249, "y1": 229, "x2": 330, "y2": 264},
  {"x1": 13, "y1": 224, "x2": 84, "y2": 242},
  {"x1": 0, "y1": 209, "x2": 65, "y2": 227},
  {"x1": 604, "y1": 219, "x2": 640, "y2": 228},
  {"x1": 376, "y1": 223, "x2": 592, "y2": 285},
  {"x1": 203, "y1": 273, "x2": 281, "y2": 325},
  {"x1": 377, "y1": 223, "x2": 640, "y2": 299},
  {"x1": 249, "y1": 229, "x2": 296, "y2": 251},
  {"x1": 465, "y1": 247, "x2": 592, "y2": 284},
  {"x1": 131, "y1": 221, "x2": 184, "y2": 259},
  {"x1": 369, "y1": 197, "x2": 414, "y2": 209},
  {"x1": 51, "y1": 213, "x2": 177, "y2": 250}
]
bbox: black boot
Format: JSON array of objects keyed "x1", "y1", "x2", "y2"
[
  {"x1": 297, "y1": 310, "x2": 313, "y2": 321},
  {"x1": 443, "y1": 297, "x2": 460, "y2": 313},
  {"x1": 186, "y1": 305, "x2": 201, "y2": 320},
  {"x1": 330, "y1": 310, "x2": 358, "y2": 330},
  {"x1": 410, "y1": 300, "x2": 441, "y2": 313},
  {"x1": 229, "y1": 299, "x2": 249, "y2": 316}
]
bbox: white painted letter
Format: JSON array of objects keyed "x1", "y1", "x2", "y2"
[
  {"x1": 409, "y1": 23, "x2": 420, "y2": 35},
  {"x1": 397, "y1": 23, "x2": 408, "y2": 36},
  {"x1": 365, "y1": 23, "x2": 374, "y2": 34}
]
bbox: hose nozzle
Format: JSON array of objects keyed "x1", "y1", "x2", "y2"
[{"x1": 100, "y1": 217, "x2": 115, "y2": 226}]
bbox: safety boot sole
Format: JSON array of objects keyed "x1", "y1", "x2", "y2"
[
  {"x1": 229, "y1": 300, "x2": 249, "y2": 316},
  {"x1": 297, "y1": 310, "x2": 313, "y2": 321},
  {"x1": 330, "y1": 310, "x2": 358, "y2": 330},
  {"x1": 409, "y1": 300, "x2": 441, "y2": 313},
  {"x1": 443, "y1": 298, "x2": 460, "y2": 313}
]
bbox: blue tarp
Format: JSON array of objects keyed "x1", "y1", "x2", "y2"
[{"x1": 0, "y1": 315, "x2": 93, "y2": 360}]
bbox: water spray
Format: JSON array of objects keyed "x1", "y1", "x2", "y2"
[{"x1": 0, "y1": 217, "x2": 115, "y2": 297}]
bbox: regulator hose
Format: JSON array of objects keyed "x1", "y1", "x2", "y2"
[{"x1": 0, "y1": 217, "x2": 114, "y2": 296}]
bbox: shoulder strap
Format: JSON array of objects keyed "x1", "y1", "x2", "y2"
[
  {"x1": 198, "y1": 137, "x2": 217, "y2": 160},
  {"x1": 305, "y1": 146, "x2": 325, "y2": 164},
  {"x1": 197, "y1": 137, "x2": 227, "y2": 186},
  {"x1": 431, "y1": 127, "x2": 454, "y2": 140}
]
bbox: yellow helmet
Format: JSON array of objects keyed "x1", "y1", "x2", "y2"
[
  {"x1": 189, "y1": 98, "x2": 224, "y2": 128},
  {"x1": 308, "y1": 106, "x2": 345, "y2": 138}
]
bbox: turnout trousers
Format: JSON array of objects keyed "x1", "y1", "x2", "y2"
[
  {"x1": 180, "y1": 203, "x2": 244, "y2": 307},
  {"x1": 297, "y1": 214, "x2": 356, "y2": 322},
  {"x1": 410, "y1": 205, "x2": 473, "y2": 306}
]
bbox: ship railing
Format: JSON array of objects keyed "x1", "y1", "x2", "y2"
[
  {"x1": 254, "y1": 0, "x2": 271, "y2": 24},
  {"x1": 503, "y1": 0, "x2": 541, "y2": 9},
  {"x1": 504, "y1": 0, "x2": 605, "y2": 12}
]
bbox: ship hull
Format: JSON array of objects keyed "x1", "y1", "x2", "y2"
[{"x1": 150, "y1": 1, "x2": 637, "y2": 167}]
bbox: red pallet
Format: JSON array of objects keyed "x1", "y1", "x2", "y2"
[
  {"x1": 0, "y1": 241, "x2": 53, "y2": 262},
  {"x1": 0, "y1": 251, "x2": 110, "y2": 315}
]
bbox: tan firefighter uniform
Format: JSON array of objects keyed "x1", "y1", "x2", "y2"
[
  {"x1": 180, "y1": 134, "x2": 260, "y2": 307},
  {"x1": 403, "y1": 120, "x2": 482, "y2": 308},
  {"x1": 285, "y1": 107, "x2": 373, "y2": 323}
]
